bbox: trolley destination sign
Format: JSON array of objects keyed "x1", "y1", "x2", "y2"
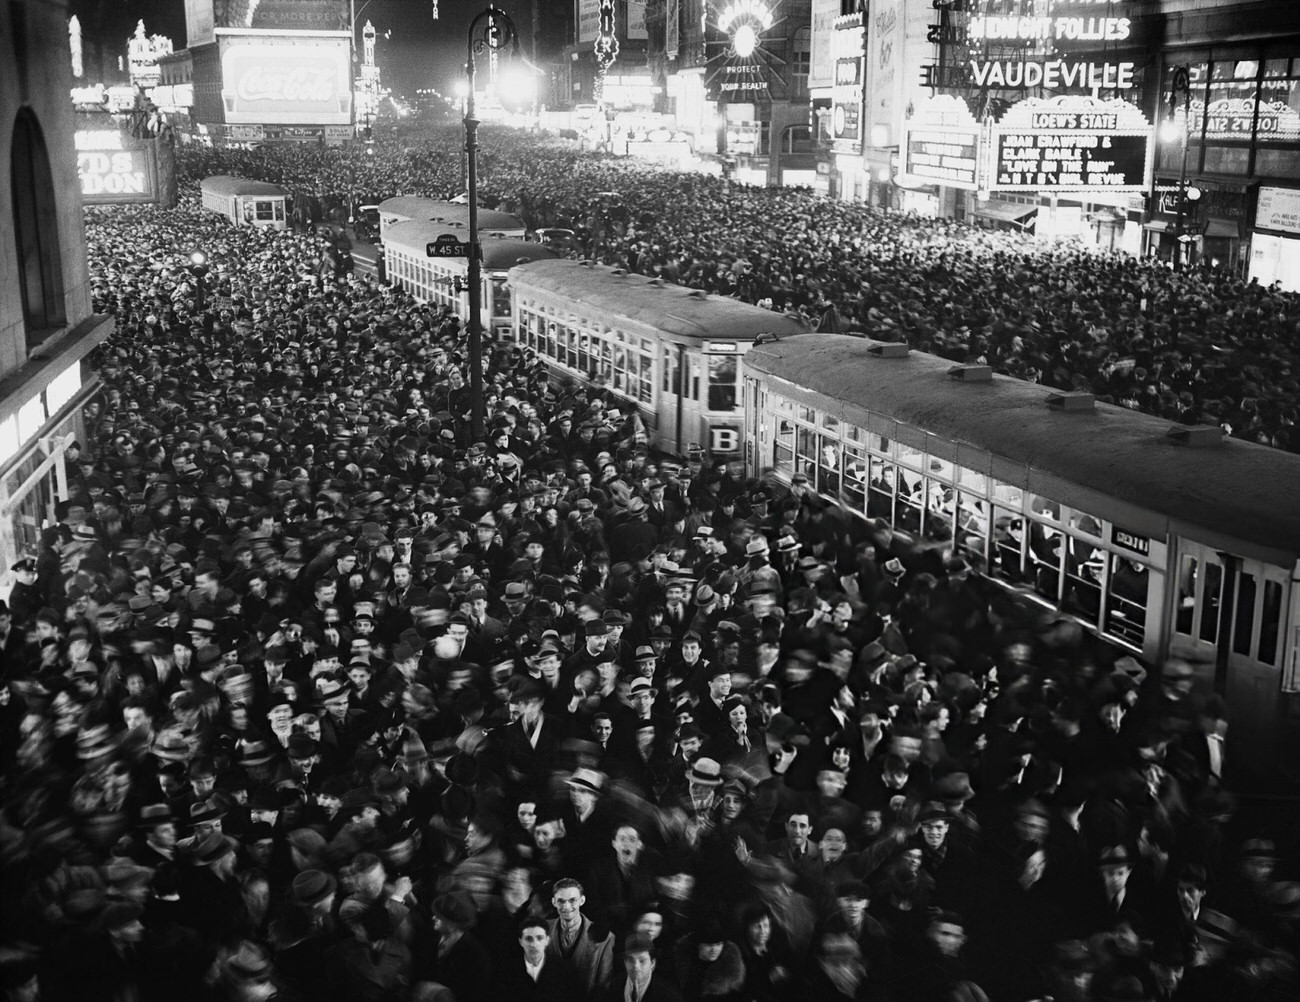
[{"x1": 988, "y1": 96, "x2": 1153, "y2": 193}]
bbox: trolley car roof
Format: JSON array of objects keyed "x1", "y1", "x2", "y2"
[
  {"x1": 745, "y1": 335, "x2": 1300, "y2": 556},
  {"x1": 383, "y1": 222, "x2": 557, "y2": 268},
  {"x1": 200, "y1": 175, "x2": 288, "y2": 197},
  {"x1": 377, "y1": 197, "x2": 525, "y2": 232},
  {"x1": 509, "y1": 260, "x2": 810, "y2": 342}
]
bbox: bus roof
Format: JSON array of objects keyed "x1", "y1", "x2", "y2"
[
  {"x1": 509, "y1": 260, "x2": 810, "y2": 342},
  {"x1": 745, "y1": 334, "x2": 1300, "y2": 555},
  {"x1": 382, "y1": 223, "x2": 557, "y2": 268},
  {"x1": 200, "y1": 175, "x2": 288, "y2": 197},
  {"x1": 377, "y1": 196, "x2": 524, "y2": 232}
]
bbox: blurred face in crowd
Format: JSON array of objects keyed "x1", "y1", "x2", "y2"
[{"x1": 930, "y1": 920, "x2": 966, "y2": 958}]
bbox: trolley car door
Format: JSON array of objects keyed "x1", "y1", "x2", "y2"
[
  {"x1": 1171, "y1": 540, "x2": 1291, "y2": 766},
  {"x1": 659, "y1": 343, "x2": 685, "y2": 456}
]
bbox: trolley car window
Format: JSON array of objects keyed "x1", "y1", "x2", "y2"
[
  {"x1": 897, "y1": 442, "x2": 925, "y2": 472},
  {"x1": 255, "y1": 200, "x2": 275, "y2": 221},
  {"x1": 928, "y1": 485, "x2": 955, "y2": 543},
  {"x1": 613, "y1": 344, "x2": 627, "y2": 393},
  {"x1": 957, "y1": 467, "x2": 987, "y2": 495},
  {"x1": 491, "y1": 276, "x2": 510, "y2": 317},
  {"x1": 993, "y1": 511, "x2": 1025, "y2": 582},
  {"x1": 774, "y1": 418, "x2": 795, "y2": 474},
  {"x1": 1200, "y1": 561, "x2": 1223, "y2": 643},
  {"x1": 1029, "y1": 492, "x2": 1062, "y2": 523},
  {"x1": 1234, "y1": 572, "x2": 1256, "y2": 657},
  {"x1": 707, "y1": 355, "x2": 738, "y2": 412},
  {"x1": 818, "y1": 438, "x2": 840, "y2": 496},
  {"x1": 842, "y1": 443, "x2": 868, "y2": 511},
  {"x1": 1177, "y1": 554, "x2": 1197, "y2": 635},
  {"x1": 1105, "y1": 556, "x2": 1148, "y2": 644},
  {"x1": 869, "y1": 459, "x2": 894, "y2": 521},
  {"x1": 1260, "y1": 581, "x2": 1282, "y2": 666},
  {"x1": 957, "y1": 496, "x2": 989, "y2": 564},
  {"x1": 1064, "y1": 535, "x2": 1103, "y2": 619},
  {"x1": 796, "y1": 426, "x2": 818, "y2": 478}
]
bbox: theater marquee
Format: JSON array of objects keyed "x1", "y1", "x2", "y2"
[{"x1": 988, "y1": 96, "x2": 1152, "y2": 193}]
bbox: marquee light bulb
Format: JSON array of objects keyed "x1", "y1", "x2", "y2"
[{"x1": 733, "y1": 24, "x2": 757, "y2": 58}]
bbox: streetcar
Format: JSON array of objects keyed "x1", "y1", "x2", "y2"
[
  {"x1": 510, "y1": 260, "x2": 809, "y2": 458},
  {"x1": 376, "y1": 196, "x2": 527, "y2": 242},
  {"x1": 199, "y1": 175, "x2": 289, "y2": 230},
  {"x1": 743, "y1": 333, "x2": 1300, "y2": 787},
  {"x1": 382, "y1": 220, "x2": 556, "y2": 337}
]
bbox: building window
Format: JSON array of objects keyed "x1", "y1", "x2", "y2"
[
  {"x1": 11, "y1": 109, "x2": 66, "y2": 346},
  {"x1": 792, "y1": 27, "x2": 811, "y2": 95}
]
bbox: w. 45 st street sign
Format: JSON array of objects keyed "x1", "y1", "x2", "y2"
[{"x1": 427, "y1": 233, "x2": 471, "y2": 257}]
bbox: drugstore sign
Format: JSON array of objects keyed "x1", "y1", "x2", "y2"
[{"x1": 74, "y1": 131, "x2": 158, "y2": 204}]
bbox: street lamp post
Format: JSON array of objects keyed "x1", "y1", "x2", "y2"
[
  {"x1": 188, "y1": 251, "x2": 208, "y2": 312},
  {"x1": 465, "y1": 5, "x2": 520, "y2": 441},
  {"x1": 1166, "y1": 65, "x2": 1196, "y2": 270}
]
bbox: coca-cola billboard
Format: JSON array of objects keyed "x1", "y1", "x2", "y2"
[{"x1": 220, "y1": 38, "x2": 351, "y2": 124}]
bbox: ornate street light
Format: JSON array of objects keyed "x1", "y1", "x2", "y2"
[{"x1": 465, "y1": 6, "x2": 521, "y2": 439}]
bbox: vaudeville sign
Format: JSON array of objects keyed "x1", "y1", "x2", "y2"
[{"x1": 988, "y1": 96, "x2": 1153, "y2": 193}]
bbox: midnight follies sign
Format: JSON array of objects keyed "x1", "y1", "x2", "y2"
[{"x1": 989, "y1": 96, "x2": 1152, "y2": 193}]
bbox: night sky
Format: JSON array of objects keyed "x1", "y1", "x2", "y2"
[{"x1": 66, "y1": 0, "x2": 522, "y2": 97}]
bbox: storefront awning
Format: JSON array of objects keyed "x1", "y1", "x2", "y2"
[
  {"x1": 971, "y1": 202, "x2": 1038, "y2": 227},
  {"x1": 1204, "y1": 217, "x2": 1240, "y2": 239}
]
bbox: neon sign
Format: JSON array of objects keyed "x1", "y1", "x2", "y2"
[{"x1": 718, "y1": 0, "x2": 774, "y2": 33}]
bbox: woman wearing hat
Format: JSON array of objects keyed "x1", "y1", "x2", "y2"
[{"x1": 701, "y1": 695, "x2": 764, "y2": 769}]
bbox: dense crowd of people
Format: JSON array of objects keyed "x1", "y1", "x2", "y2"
[
  {"x1": 174, "y1": 128, "x2": 1300, "y2": 453},
  {"x1": 0, "y1": 132, "x2": 1296, "y2": 1002}
]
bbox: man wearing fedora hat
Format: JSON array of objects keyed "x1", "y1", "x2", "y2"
[{"x1": 415, "y1": 890, "x2": 493, "y2": 1002}]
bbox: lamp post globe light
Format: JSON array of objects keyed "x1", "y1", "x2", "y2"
[
  {"x1": 464, "y1": 5, "x2": 520, "y2": 440},
  {"x1": 188, "y1": 250, "x2": 209, "y2": 312}
]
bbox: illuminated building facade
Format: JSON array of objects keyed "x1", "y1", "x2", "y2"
[
  {"x1": 1, "y1": 0, "x2": 115, "y2": 570},
  {"x1": 803, "y1": 0, "x2": 1300, "y2": 284},
  {"x1": 655, "y1": 0, "x2": 814, "y2": 185},
  {"x1": 182, "y1": 0, "x2": 355, "y2": 146}
]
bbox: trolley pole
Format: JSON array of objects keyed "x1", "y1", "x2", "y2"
[{"x1": 464, "y1": 5, "x2": 519, "y2": 441}]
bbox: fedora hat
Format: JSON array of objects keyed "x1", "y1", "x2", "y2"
[
  {"x1": 687, "y1": 757, "x2": 723, "y2": 787},
  {"x1": 192, "y1": 832, "x2": 235, "y2": 865},
  {"x1": 291, "y1": 869, "x2": 337, "y2": 906},
  {"x1": 932, "y1": 772, "x2": 974, "y2": 802},
  {"x1": 567, "y1": 767, "x2": 605, "y2": 796},
  {"x1": 136, "y1": 803, "x2": 173, "y2": 828},
  {"x1": 431, "y1": 890, "x2": 477, "y2": 930}
]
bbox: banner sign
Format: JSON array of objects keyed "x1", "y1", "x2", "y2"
[
  {"x1": 1256, "y1": 186, "x2": 1300, "y2": 235},
  {"x1": 808, "y1": 0, "x2": 840, "y2": 90},
  {"x1": 899, "y1": 95, "x2": 980, "y2": 190},
  {"x1": 989, "y1": 96, "x2": 1151, "y2": 192}
]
